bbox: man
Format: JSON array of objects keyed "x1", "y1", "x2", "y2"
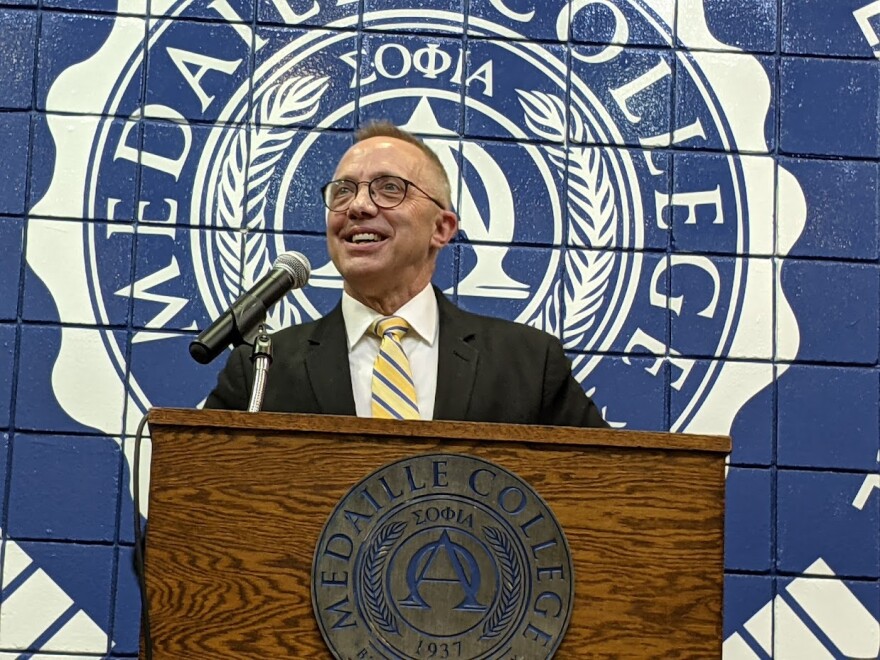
[{"x1": 205, "y1": 122, "x2": 607, "y2": 428}]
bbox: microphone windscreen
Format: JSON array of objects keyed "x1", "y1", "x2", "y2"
[{"x1": 273, "y1": 251, "x2": 311, "y2": 288}]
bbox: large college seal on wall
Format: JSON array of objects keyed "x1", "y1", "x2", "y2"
[
  {"x1": 312, "y1": 454, "x2": 574, "y2": 659},
  {"x1": 28, "y1": 0, "x2": 805, "y2": 440}
]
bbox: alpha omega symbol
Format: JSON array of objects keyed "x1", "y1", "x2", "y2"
[
  {"x1": 312, "y1": 454, "x2": 575, "y2": 659},
  {"x1": 398, "y1": 529, "x2": 489, "y2": 614}
]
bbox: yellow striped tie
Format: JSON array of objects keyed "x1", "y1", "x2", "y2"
[{"x1": 370, "y1": 316, "x2": 419, "y2": 420}]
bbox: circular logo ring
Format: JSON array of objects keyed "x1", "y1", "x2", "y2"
[{"x1": 312, "y1": 454, "x2": 575, "y2": 659}]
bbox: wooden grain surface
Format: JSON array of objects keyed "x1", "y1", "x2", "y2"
[
  {"x1": 144, "y1": 409, "x2": 726, "y2": 659},
  {"x1": 148, "y1": 408, "x2": 731, "y2": 454}
]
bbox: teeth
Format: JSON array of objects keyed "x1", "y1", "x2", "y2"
[{"x1": 351, "y1": 233, "x2": 381, "y2": 243}]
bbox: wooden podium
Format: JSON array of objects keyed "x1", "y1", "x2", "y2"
[{"x1": 144, "y1": 408, "x2": 729, "y2": 658}]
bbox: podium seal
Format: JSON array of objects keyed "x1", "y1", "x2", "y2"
[{"x1": 312, "y1": 454, "x2": 574, "y2": 659}]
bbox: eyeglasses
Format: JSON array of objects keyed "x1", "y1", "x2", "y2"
[{"x1": 320, "y1": 175, "x2": 446, "y2": 212}]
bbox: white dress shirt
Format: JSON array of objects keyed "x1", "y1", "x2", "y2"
[{"x1": 342, "y1": 284, "x2": 439, "y2": 420}]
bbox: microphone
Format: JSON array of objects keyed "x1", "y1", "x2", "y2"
[{"x1": 189, "y1": 251, "x2": 311, "y2": 365}]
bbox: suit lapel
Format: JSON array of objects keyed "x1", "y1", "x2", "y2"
[
  {"x1": 433, "y1": 289, "x2": 479, "y2": 420},
  {"x1": 302, "y1": 291, "x2": 477, "y2": 419},
  {"x1": 304, "y1": 304, "x2": 357, "y2": 415}
]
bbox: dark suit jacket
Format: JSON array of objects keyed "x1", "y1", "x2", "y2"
[{"x1": 205, "y1": 289, "x2": 608, "y2": 428}]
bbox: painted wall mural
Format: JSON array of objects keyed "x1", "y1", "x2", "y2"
[{"x1": 0, "y1": 0, "x2": 878, "y2": 657}]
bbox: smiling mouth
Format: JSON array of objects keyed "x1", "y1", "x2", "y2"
[{"x1": 348, "y1": 232, "x2": 385, "y2": 244}]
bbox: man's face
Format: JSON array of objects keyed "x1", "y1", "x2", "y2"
[{"x1": 325, "y1": 136, "x2": 457, "y2": 301}]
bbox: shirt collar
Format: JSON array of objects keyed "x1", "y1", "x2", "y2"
[{"x1": 342, "y1": 283, "x2": 438, "y2": 350}]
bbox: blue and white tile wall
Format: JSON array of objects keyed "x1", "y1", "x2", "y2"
[{"x1": 0, "y1": 0, "x2": 877, "y2": 656}]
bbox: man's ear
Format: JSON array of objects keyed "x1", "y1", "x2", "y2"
[{"x1": 432, "y1": 210, "x2": 458, "y2": 249}]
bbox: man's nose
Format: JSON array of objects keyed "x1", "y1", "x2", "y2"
[{"x1": 347, "y1": 182, "x2": 378, "y2": 216}]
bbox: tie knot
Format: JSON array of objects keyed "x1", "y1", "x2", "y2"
[{"x1": 372, "y1": 315, "x2": 410, "y2": 340}]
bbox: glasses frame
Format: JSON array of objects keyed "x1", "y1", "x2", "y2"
[{"x1": 320, "y1": 175, "x2": 446, "y2": 212}]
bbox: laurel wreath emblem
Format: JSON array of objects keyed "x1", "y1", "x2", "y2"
[
  {"x1": 213, "y1": 75, "x2": 329, "y2": 328},
  {"x1": 480, "y1": 526, "x2": 523, "y2": 640},
  {"x1": 516, "y1": 89, "x2": 618, "y2": 347},
  {"x1": 360, "y1": 520, "x2": 408, "y2": 636}
]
